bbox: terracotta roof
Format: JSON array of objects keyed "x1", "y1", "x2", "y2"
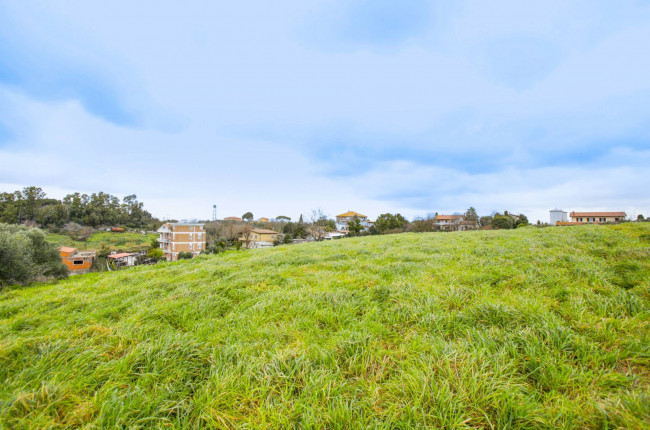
[
  {"x1": 224, "y1": 216, "x2": 242, "y2": 221},
  {"x1": 435, "y1": 215, "x2": 463, "y2": 220},
  {"x1": 251, "y1": 229, "x2": 278, "y2": 234},
  {"x1": 60, "y1": 246, "x2": 77, "y2": 253},
  {"x1": 336, "y1": 211, "x2": 367, "y2": 218},
  {"x1": 570, "y1": 212, "x2": 626, "y2": 217},
  {"x1": 108, "y1": 253, "x2": 134, "y2": 259}
]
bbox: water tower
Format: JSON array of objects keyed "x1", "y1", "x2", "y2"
[
  {"x1": 212, "y1": 205, "x2": 217, "y2": 221},
  {"x1": 549, "y1": 209, "x2": 567, "y2": 225}
]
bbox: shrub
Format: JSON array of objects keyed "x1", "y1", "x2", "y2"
[
  {"x1": 0, "y1": 223, "x2": 68, "y2": 286},
  {"x1": 177, "y1": 251, "x2": 193, "y2": 260}
]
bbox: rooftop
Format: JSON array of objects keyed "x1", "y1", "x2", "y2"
[
  {"x1": 435, "y1": 215, "x2": 464, "y2": 220},
  {"x1": 336, "y1": 211, "x2": 367, "y2": 218},
  {"x1": 570, "y1": 211, "x2": 626, "y2": 217},
  {"x1": 108, "y1": 253, "x2": 134, "y2": 259},
  {"x1": 251, "y1": 229, "x2": 278, "y2": 234}
]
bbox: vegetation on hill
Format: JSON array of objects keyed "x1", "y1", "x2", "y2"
[
  {"x1": 1, "y1": 224, "x2": 649, "y2": 428},
  {"x1": 45, "y1": 231, "x2": 158, "y2": 253},
  {"x1": 0, "y1": 186, "x2": 158, "y2": 229}
]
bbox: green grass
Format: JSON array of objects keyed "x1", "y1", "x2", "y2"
[
  {"x1": 1, "y1": 224, "x2": 649, "y2": 428},
  {"x1": 45, "y1": 231, "x2": 157, "y2": 252}
]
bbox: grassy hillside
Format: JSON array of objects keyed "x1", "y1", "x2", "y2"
[
  {"x1": 1, "y1": 225, "x2": 649, "y2": 428},
  {"x1": 45, "y1": 231, "x2": 157, "y2": 252}
]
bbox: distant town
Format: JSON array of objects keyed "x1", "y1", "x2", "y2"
[{"x1": 0, "y1": 186, "x2": 644, "y2": 279}]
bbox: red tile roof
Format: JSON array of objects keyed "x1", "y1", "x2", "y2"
[
  {"x1": 570, "y1": 212, "x2": 626, "y2": 217},
  {"x1": 435, "y1": 215, "x2": 463, "y2": 220},
  {"x1": 108, "y1": 253, "x2": 134, "y2": 259},
  {"x1": 336, "y1": 211, "x2": 367, "y2": 218},
  {"x1": 251, "y1": 229, "x2": 278, "y2": 234}
]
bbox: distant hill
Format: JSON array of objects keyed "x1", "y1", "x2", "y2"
[{"x1": 1, "y1": 224, "x2": 649, "y2": 428}]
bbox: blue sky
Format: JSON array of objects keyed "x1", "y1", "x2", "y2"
[{"x1": 1, "y1": 0, "x2": 649, "y2": 222}]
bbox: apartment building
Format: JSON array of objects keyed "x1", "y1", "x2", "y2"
[{"x1": 157, "y1": 222, "x2": 206, "y2": 261}]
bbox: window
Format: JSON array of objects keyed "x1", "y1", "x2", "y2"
[
  {"x1": 189, "y1": 233, "x2": 193, "y2": 240},
  {"x1": 198, "y1": 233, "x2": 202, "y2": 240},
  {"x1": 73, "y1": 260, "x2": 84, "y2": 265},
  {"x1": 189, "y1": 243, "x2": 193, "y2": 250},
  {"x1": 197, "y1": 243, "x2": 201, "y2": 250}
]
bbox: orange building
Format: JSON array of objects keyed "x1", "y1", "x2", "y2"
[
  {"x1": 157, "y1": 222, "x2": 206, "y2": 261},
  {"x1": 59, "y1": 247, "x2": 96, "y2": 274}
]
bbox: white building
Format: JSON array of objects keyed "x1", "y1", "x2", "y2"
[
  {"x1": 335, "y1": 211, "x2": 373, "y2": 233},
  {"x1": 549, "y1": 209, "x2": 568, "y2": 225}
]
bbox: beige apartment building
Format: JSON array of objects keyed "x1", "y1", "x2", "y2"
[{"x1": 157, "y1": 222, "x2": 206, "y2": 261}]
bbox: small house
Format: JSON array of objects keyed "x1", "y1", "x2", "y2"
[
  {"x1": 60, "y1": 247, "x2": 96, "y2": 274},
  {"x1": 107, "y1": 252, "x2": 137, "y2": 268},
  {"x1": 434, "y1": 215, "x2": 464, "y2": 231},
  {"x1": 569, "y1": 212, "x2": 626, "y2": 223},
  {"x1": 239, "y1": 228, "x2": 278, "y2": 248}
]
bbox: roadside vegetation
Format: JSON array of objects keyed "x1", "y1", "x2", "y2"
[{"x1": 1, "y1": 224, "x2": 649, "y2": 427}]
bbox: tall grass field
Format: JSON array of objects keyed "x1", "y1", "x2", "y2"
[{"x1": 1, "y1": 224, "x2": 649, "y2": 428}]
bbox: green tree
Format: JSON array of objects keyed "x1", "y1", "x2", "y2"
[
  {"x1": 147, "y1": 248, "x2": 164, "y2": 261},
  {"x1": 0, "y1": 192, "x2": 19, "y2": 224},
  {"x1": 464, "y1": 207, "x2": 479, "y2": 222},
  {"x1": 0, "y1": 228, "x2": 34, "y2": 286},
  {"x1": 492, "y1": 214, "x2": 514, "y2": 229},
  {"x1": 276, "y1": 215, "x2": 291, "y2": 221},
  {"x1": 515, "y1": 214, "x2": 529, "y2": 228},
  {"x1": 283, "y1": 222, "x2": 295, "y2": 235},
  {"x1": 637, "y1": 214, "x2": 645, "y2": 221},
  {"x1": 479, "y1": 216, "x2": 493, "y2": 228},
  {"x1": 374, "y1": 213, "x2": 407, "y2": 233},
  {"x1": 20, "y1": 186, "x2": 47, "y2": 222},
  {"x1": 37, "y1": 203, "x2": 68, "y2": 227},
  {"x1": 348, "y1": 216, "x2": 363, "y2": 236},
  {"x1": 242, "y1": 212, "x2": 254, "y2": 221}
]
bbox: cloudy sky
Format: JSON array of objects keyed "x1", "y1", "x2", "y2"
[{"x1": 1, "y1": 1, "x2": 649, "y2": 223}]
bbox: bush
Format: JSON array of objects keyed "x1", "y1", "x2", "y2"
[
  {"x1": 177, "y1": 251, "x2": 193, "y2": 260},
  {"x1": 64, "y1": 222, "x2": 94, "y2": 241},
  {"x1": 0, "y1": 223, "x2": 68, "y2": 286},
  {"x1": 147, "y1": 248, "x2": 164, "y2": 261}
]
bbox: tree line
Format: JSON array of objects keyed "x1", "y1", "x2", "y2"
[{"x1": 0, "y1": 186, "x2": 156, "y2": 229}]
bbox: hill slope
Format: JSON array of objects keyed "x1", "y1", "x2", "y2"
[{"x1": 1, "y1": 225, "x2": 649, "y2": 428}]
